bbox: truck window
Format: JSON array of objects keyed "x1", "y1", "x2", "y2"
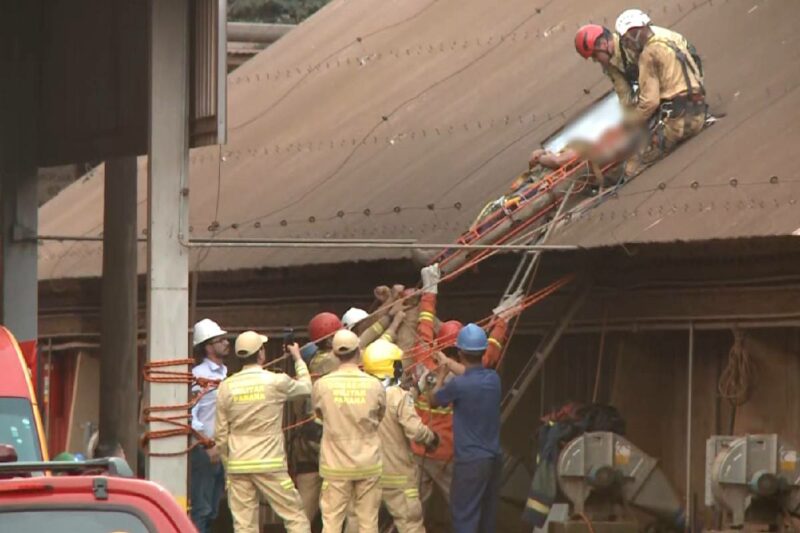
[
  {"x1": 0, "y1": 509, "x2": 151, "y2": 533},
  {"x1": 0, "y1": 398, "x2": 42, "y2": 461}
]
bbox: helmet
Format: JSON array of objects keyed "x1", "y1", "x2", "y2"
[
  {"x1": 363, "y1": 339, "x2": 403, "y2": 379},
  {"x1": 574, "y1": 24, "x2": 610, "y2": 59},
  {"x1": 308, "y1": 312, "x2": 342, "y2": 342},
  {"x1": 192, "y1": 318, "x2": 227, "y2": 347},
  {"x1": 300, "y1": 341, "x2": 318, "y2": 363},
  {"x1": 341, "y1": 307, "x2": 369, "y2": 330},
  {"x1": 615, "y1": 9, "x2": 651, "y2": 36},
  {"x1": 436, "y1": 320, "x2": 463, "y2": 348},
  {"x1": 456, "y1": 323, "x2": 488, "y2": 353},
  {"x1": 53, "y1": 452, "x2": 78, "y2": 462}
]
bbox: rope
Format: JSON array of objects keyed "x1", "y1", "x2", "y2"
[
  {"x1": 718, "y1": 328, "x2": 753, "y2": 407},
  {"x1": 142, "y1": 355, "x2": 313, "y2": 455}
]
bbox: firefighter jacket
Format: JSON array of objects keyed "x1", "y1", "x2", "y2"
[
  {"x1": 215, "y1": 361, "x2": 312, "y2": 474},
  {"x1": 606, "y1": 32, "x2": 638, "y2": 110},
  {"x1": 409, "y1": 293, "x2": 507, "y2": 462},
  {"x1": 313, "y1": 363, "x2": 386, "y2": 480},
  {"x1": 632, "y1": 33, "x2": 704, "y2": 125},
  {"x1": 379, "y1": 384, "x2": 436, "y2": 488}
]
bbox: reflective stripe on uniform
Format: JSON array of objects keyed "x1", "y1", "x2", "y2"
[
  {"x1": 227, "y1": 459, "x2": 286, "y2": 473},
  {"x1": 380, "y1": 474, "x2": 408, "y2": 487},
  {"x1": 279, "y1": 478, "x2": 296, "y2": 491},
  {"x1": 488, "y1": 338, "x2": 502, "y2": 349},
  {"x1": 414, "y1": 400, "x2": 452, "y2": 415},
  {"x1": 526, "y1": 498, "x2": 550, "y2": 514},
  {"x1": 380, "y1": 333, "x2": 394, "y2": 342},
  {"x1": 320, "y1": 463, "x2": 382, "y2": 479},
  {"x1": 404, "y1": 488, "x2": 420, "y2": 499},
  {"x1": 418, "y1": 311, "x2": 435, "y2": 323},
  {"x1": 371, "y1": 322, "x2": 385, "y2": 334}
]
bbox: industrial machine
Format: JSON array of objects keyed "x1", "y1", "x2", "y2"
[
  {"x1": 706, "y1": 434, "x2": 800, "y2": 531},
  {"x1": 547, "y1": 432, "x2": 684, "y2": 533}
]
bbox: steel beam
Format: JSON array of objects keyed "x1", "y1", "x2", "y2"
[
  {"x1": 99, "y1": 157, "x2": 139, "y2": 474},
  {"x1": 501, "y1": 282, "x2": 590, "y2": 425},
  {"x1": 146, "y1": 0, "x2": 191, "y2": 509}
]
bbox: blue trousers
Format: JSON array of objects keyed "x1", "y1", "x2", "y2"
[
  {"x1": 450, "y1": 456, "x2": 502, "y2": 533},
  {"x1": 190, "y1": 446, "x2": 225, "y2": 533}
]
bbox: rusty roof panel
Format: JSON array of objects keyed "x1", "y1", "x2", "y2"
[{"x1": 38, "y1": 0, "x2": 800, "y2": 280}]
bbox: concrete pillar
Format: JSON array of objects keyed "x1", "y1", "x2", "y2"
[
  {"x1": 1, "y1": 1, "x2": 40, "y2": 346},
  {"x1": 99, "y1": 156, "x2": 139, "y2": 474},
  {"x1": 146, "y1": 0, "x2": 191, "y2": 509}
]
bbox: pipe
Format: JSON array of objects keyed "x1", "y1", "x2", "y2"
[
  {"x1": 686, "y1": 322, "x2": 695, "y2": 533},
  {"x1": 226, "y1": 22, "x2": 295, "y2": 44},
  {"x1": 35, "y1": 234, "x2": 579, "y2": 252}
]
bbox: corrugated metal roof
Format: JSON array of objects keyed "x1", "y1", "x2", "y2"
[{"x1": 38, "y1": 0, "x2": 800, "y2": 280}]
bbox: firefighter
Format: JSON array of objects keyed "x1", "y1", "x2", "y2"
[
  {"x1": 363, "y1": 338, "x2": 440, "y2": 533},
  {"x1": 189, "y1": 318, "x2": 229, "y2": 533},
  {"x1": 409, "y1": 264, "x2": 511, "y2": 521},
  {"x1": 428, "y1": 324, "x2": 502, "y2": 533},
  {"x1": 575, "y1": 19, "x2": 702, "y2": 119},
  {"x1": 214, "y1": 331, "x2": 312, "y2": 533},
  {"x1": 615, "y1": 9, "x2": 705, "y2": 177},
  {"x1": 313, "y1": 329, "x2": 386, "y2": 533},
  {"x1": 292, "y1": 305, "x2": 405, "y2": 526}
]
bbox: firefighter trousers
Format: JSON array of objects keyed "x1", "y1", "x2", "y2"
[
  {"x1": 227, "y1": 472, "x2": 311, "y2": 533},
  {"x1": 296, "y1": 471, "x2": 359, "y2": 531},
  {"x1": 320, "y1": 476, "x2": 382, "y2": 533},
  {"x1": 383, "y1": 486, "x2": 425, "y2": 533}
]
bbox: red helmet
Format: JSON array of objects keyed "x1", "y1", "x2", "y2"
[
  {"x1": 436, "y1": 320, "x2": 463, "y2": 348},
  {"x1": 308, "y1": 312, "x2": 342, "y2": 342},
  {"x1": 575, "y1": 24, "x2": 610, "y2": 59}
]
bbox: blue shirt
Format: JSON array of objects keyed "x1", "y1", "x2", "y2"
[
  {"x1": 191, "y1": 358, "x2": 227, "y2": 439},
  {"x1": 434, "y1": 366, "x2": 501, "y2": 462}
]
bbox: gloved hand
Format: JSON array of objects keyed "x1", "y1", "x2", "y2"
[
  {"x1": 421, "y1": 264, "x2": 441, "y2": 294},
  {"x1": 425, "y1": 432, "x2": 440, "y2": 452},
  {"x1": 493, "y1": 291, "x2": 523, "y2": 320},
  {"x1": 416, "y1": 368, "x2": 432, "y2": 393}
]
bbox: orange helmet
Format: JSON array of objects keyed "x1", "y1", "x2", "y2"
[
  {"x1": 308, "y1": 312, "x2": 342, "y2": 342},
  {"x1": 575, "y1": 24, "x2": 610, "y2": 59},
  {"x1": 436, "y1": 320, "x2": 463, "y2": 348}
]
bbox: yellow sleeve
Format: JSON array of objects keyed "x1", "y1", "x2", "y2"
[
  {"x1": 394, "y1": 389, "x2": 436, "y2": 445},
  {"x1": 606, "y1": 66, "x2": 636, "y2": 109},
  {"x1": 213, "y1": 382, "x2": 230, "y2": 460},
  {"x1": 634, "y1": 46, "x2": 663, "y2": 124}
]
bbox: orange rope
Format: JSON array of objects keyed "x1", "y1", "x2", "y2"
[{"x1": 142, "y1": 355, "x2": 313, "y2": 455}]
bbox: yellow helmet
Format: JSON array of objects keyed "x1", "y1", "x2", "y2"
[{"x1": 362, "y1": 339, "x2": 403, "y2": 379}]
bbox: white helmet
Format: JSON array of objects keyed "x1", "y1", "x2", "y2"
[
  {"x1": 615, "y1": 8, "x2": 651, "y2": 36},
  {"x1": 193, "y1": 318, "x2": 227, "y2": 347},
  {"x1": 341, "y1": 307, "x2": 369, "y2": 330}
]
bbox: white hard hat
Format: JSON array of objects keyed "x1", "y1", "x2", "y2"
[
  {"x1": 192, "y1": 318, "x2": 227, "y2": 347},
  {"x1": 615, "y1": 8, "x2": 651, "y2": 36},
  {"x1": 341, "y1": 307, "x2": 369, "y2": 330}
]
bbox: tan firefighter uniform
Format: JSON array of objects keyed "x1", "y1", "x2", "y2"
[
  {"x1": 313, "y1": 361, "x2": 386, "y2": 533},
  {"x1": 215, "y1": 358, "x2": 312, "y2": 533},
  {"x1": 293, "y1": 317, "x2": 392, "y2": 525},
  {"x1": 625, "y1": 32, "x2": 705, "y2": 177},
  {"x1": 380, "y1": 385, "x2": 437, "y2": 533}
]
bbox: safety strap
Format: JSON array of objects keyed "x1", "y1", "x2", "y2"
[{"x1": 653, "y1": 38, "x2": 704, "y2": 98}]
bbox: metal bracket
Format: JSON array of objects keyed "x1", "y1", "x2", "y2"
[{"x1": 93, "y1": 477, "x2": 109, "y2": 500}]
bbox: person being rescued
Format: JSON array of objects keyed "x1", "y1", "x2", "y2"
[{"x1": 614, "y1": 8, "x2": 706, "y2": 178}]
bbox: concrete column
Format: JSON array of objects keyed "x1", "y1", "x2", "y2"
[
  {"x1": 1, "y1": 172, "x2": 38, "y2": 342},
  {"x1": 99, "y1": 156, "x2": 139, "y2": 474},
  {"x1": 1, "y1": 1, "x2": 40, "y2": 345},
  {"x1": 146, "y1": 0, "x2": 191, "y2": 508}
]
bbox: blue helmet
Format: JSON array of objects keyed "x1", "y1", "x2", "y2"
[{"x1": 456, "y1": 323, "x2": 488, "y2": 352}]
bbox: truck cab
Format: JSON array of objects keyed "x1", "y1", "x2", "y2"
[{"x1": 0, "y1": 326, "x2": 47, "y2": 462}]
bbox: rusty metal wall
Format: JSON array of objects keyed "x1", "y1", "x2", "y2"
[{"x1": 190, "y1": 0, "x2": 226, "y2": 147}]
